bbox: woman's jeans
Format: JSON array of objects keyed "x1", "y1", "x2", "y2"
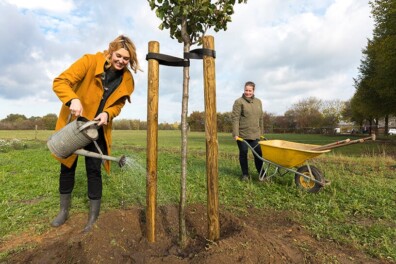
[
  {"x1": 236, "y1": 139, "x2": 263, "y2": 176},
  {"x1": 58, "y1": 128, "x2": 106, "y2": 200}
]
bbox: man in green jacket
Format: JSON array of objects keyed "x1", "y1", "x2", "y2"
[{"x1": 232, "y1": 81, "x2": 264, "y2": 181}]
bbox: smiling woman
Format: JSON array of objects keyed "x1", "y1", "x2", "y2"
[{"x1": 50, "y1": 35, "x2": 141, "y2": 233}]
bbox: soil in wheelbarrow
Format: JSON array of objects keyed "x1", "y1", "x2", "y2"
[{"x1": 2, "y1": 204, "x2": 390, "y2": 264}]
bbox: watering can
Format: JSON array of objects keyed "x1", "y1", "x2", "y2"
[{"x1": 47, "y1": 116, "x2": 126, "y2": 167}]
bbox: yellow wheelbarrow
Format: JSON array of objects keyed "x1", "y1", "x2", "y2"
[{"x1": 237, "y1": 135, "x2": 375, "y2": 193}]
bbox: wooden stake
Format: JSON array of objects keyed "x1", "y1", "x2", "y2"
[
  {"x1": 146, "y1": 41, "x2": 159, "y2": 243},
  {"x1": 203, "y1": 35, "x2": 220, "y2": 241}
]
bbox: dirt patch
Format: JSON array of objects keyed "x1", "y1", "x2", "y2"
[{"x1": 1, "y1": 204, "x2": 392, "y2": 264}]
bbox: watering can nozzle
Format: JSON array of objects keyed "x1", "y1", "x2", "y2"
[{"x1": 118, "y1": 155, "x2": 127, "y2": 167}]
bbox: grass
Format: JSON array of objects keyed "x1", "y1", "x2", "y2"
[{"x1": 0, "y1": 130, "x2": 395, "y2": 261}]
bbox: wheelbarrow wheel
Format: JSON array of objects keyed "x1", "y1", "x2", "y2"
[{"x1": 294, "y1": 165, "x2": 324, "y2": 193}]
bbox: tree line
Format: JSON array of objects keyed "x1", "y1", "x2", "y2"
[
  {"x1": 0, "y1": 97, "x2": 351, "y2": 133},
  {"x1": 351, "y1": 0, "x2": 396, "y2": 134}
]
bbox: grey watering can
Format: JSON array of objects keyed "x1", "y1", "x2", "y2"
[{"x1": 47, "y1": 117, "x2": 126, "y2": 167}]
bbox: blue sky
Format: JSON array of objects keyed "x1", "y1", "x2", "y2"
[{"x1": 0, "y1": 0, "x2": 373, "y2": 123}]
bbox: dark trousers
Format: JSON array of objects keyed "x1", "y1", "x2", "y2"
[
  {"x1": 236, "y1": 139, "x2": 263, "y2": 176},
  {"x1": 59, "y1": 128, "x2": 106, "y2": 200}
]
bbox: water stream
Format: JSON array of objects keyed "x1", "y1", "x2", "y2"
[{"x1": 121, "y1": 156, "x2": 145, "y2": 173}]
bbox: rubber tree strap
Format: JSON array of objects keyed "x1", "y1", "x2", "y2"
[
  {"x1": 146, "y1": 53, "x2": 190, "y2": 67},
  {"x1": 184, "y1": 48, "x2": 216, "y2": 60},
  {"x1": 146, "y1": 48, "x2": 216, "y2": 67}
]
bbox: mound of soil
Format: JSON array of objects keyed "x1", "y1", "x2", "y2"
[{"x1": 1, "y1": 204, "x2": 389, "y2": 263}]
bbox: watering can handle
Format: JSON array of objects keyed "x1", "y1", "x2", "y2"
[{"x1": 78, "y1": 120, "x2": 100, "y2": 132}]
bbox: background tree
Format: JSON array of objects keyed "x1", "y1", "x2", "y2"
[
  {"x1": 1, "y1": 114, "x2": 27, "y2": 123},
  {"x1": 370, "y1": 0, "x2": 396, "y2": 134},
  {"x1": 188, "y1": 111, "x2": 205, "y2": 131},
  {"x1": 352, "y1": 0, "x2": 396, "y2": 134},
  {"x1": 286, "y1": 97, "x2": 323, "y2": 132},
  {"x1": 262, "y1": 111, "x2": 274, "y2": 133},
  {"x1": 41, "y1": 114, "x2": 58, "y2": 130},
  {"x1": 217, "y1": 112, "x2": 232, "y2": 133},
  {"x1": 321, "y1": 99, "x2": 345, "y2": 128},
  {"x1": 148, "y1": 0, "x2": 247, "y2": 246},
  {"x1": 272, "y1": 114, "x2": 292, "y2": 133}
]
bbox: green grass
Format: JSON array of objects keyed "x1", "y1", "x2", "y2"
[{"x1": 0, "y1": 130, "x2": 395, "y2": 261}]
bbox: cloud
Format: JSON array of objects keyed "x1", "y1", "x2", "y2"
[
  {"x1": 3, "y1": 0, "x2": 74, "y2": 13},
  {"x1": 0, "y1": 0, "x2": 373, "y2": 122}
]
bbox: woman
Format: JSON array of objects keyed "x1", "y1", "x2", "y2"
[
  {"x1": 51, "y1": 35, "x2": 140, "y2": 231},
  {"x1": 232, "y1": 81, "x2": 264, "y2": 181}
]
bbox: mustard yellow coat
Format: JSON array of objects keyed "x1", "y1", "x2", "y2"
[{"x1": 52, "y1": 52, "x2": 134, "y2": 173}]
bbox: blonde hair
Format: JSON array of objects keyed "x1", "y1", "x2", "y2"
[{"x1": 104, "y1": 35, "x2": 140, "y2": 73}]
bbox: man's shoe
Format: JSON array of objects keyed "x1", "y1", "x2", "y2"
[{"x1": 241, "y1": 175, "x2": 249, "y2": 181}]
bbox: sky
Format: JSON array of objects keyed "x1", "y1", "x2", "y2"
[{"x1": 0, "y1": 0, "x2": 373, "y2": 123}]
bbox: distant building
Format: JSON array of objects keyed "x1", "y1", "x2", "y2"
[{"x1": 378, "y1": 116, "x2": 396, "y2": 129}]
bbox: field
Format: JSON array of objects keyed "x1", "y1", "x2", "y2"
[{"x1": 0, "y1": 130, "x2": 395, "y2": 263}]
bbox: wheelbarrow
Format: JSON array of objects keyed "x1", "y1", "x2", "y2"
[{"x1": 237, "y1": 134, "x2": 375, "y2": 193}]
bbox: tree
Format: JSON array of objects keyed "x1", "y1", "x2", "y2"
[
  {"x1": 1, "y1": 114, "x2": 27, "y2": 122},
  {"x1": 352, "y1": 0, "x2": 396, "y2": 134},
  {"x1": 287, "y1": 97, "x2": 323, "y2": 131},
  {"x1": 41, "y1": 114, "x2": 58, "y2": 130},
  {"x1": 262, "y1": 111, "x2": 274, "y2": 133},
  {"x1": 188, "y1": 111, "x2": 205, "y2": 131},
  {"x1": 321, "y1": 99, "x2": 345, "y2": 128},
  {"x1": 148, "y1": 0, "x2": 247, "y2": 246},
  {"x1": 370, "y1": 0, "x2": 396, "y2": 134},
  {"x1": 217, "y1": 112, "x2": 232, "y2": 133}
]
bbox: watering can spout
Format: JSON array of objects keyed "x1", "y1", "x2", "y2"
[{"x1": 74, "y1": 149, "x2": 127, "y2": 167}]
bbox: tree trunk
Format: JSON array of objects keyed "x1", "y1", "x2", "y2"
[{"x1": 179, "y1": 17, "x2": 190, "y2": 248}]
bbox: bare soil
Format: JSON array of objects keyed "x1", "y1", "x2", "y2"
[{"x1": 1, "y1": 204, "x2": 392, "y2": 264}]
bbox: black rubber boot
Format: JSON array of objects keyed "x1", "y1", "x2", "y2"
[
  {"x1": 51, "y1": 193, "x2": 71, "y2": 227},
  {"x1": 83, "y1": 199, "x2": 101, "y2": 232}
]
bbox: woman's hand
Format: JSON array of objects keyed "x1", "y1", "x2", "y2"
[
  {"x1": 94, "y1": 112, "x2": 109, "y2": 126},
  {"x1": 69, "y1": 99, "x2": 83, "y2": 116}
]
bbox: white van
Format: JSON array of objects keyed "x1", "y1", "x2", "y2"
[{"x1": 389, "y1": 128, "x2": 396, "y2": 135}]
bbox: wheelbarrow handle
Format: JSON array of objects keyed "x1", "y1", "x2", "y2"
[
  {"x1": 236, "y1": 136, "x2": 267, "y2": 141},
  {"x1": 313, "y1": 134, "x2": 376, "y2": 151},
  {"x1": 312, "y1": 139, "x2": 351, "y2": 151}
]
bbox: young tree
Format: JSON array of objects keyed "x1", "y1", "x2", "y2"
[{"x1": 147, "y1": 0, "x2": 247, "y2": 246}]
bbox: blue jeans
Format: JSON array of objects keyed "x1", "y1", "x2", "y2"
[{"x1": 236, "y1": 139, "x2": 263, "y2": 176}]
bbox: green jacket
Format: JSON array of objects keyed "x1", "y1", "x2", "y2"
[{"x1": 232, "y1": 94, "x2": 263, "y2": 140}]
